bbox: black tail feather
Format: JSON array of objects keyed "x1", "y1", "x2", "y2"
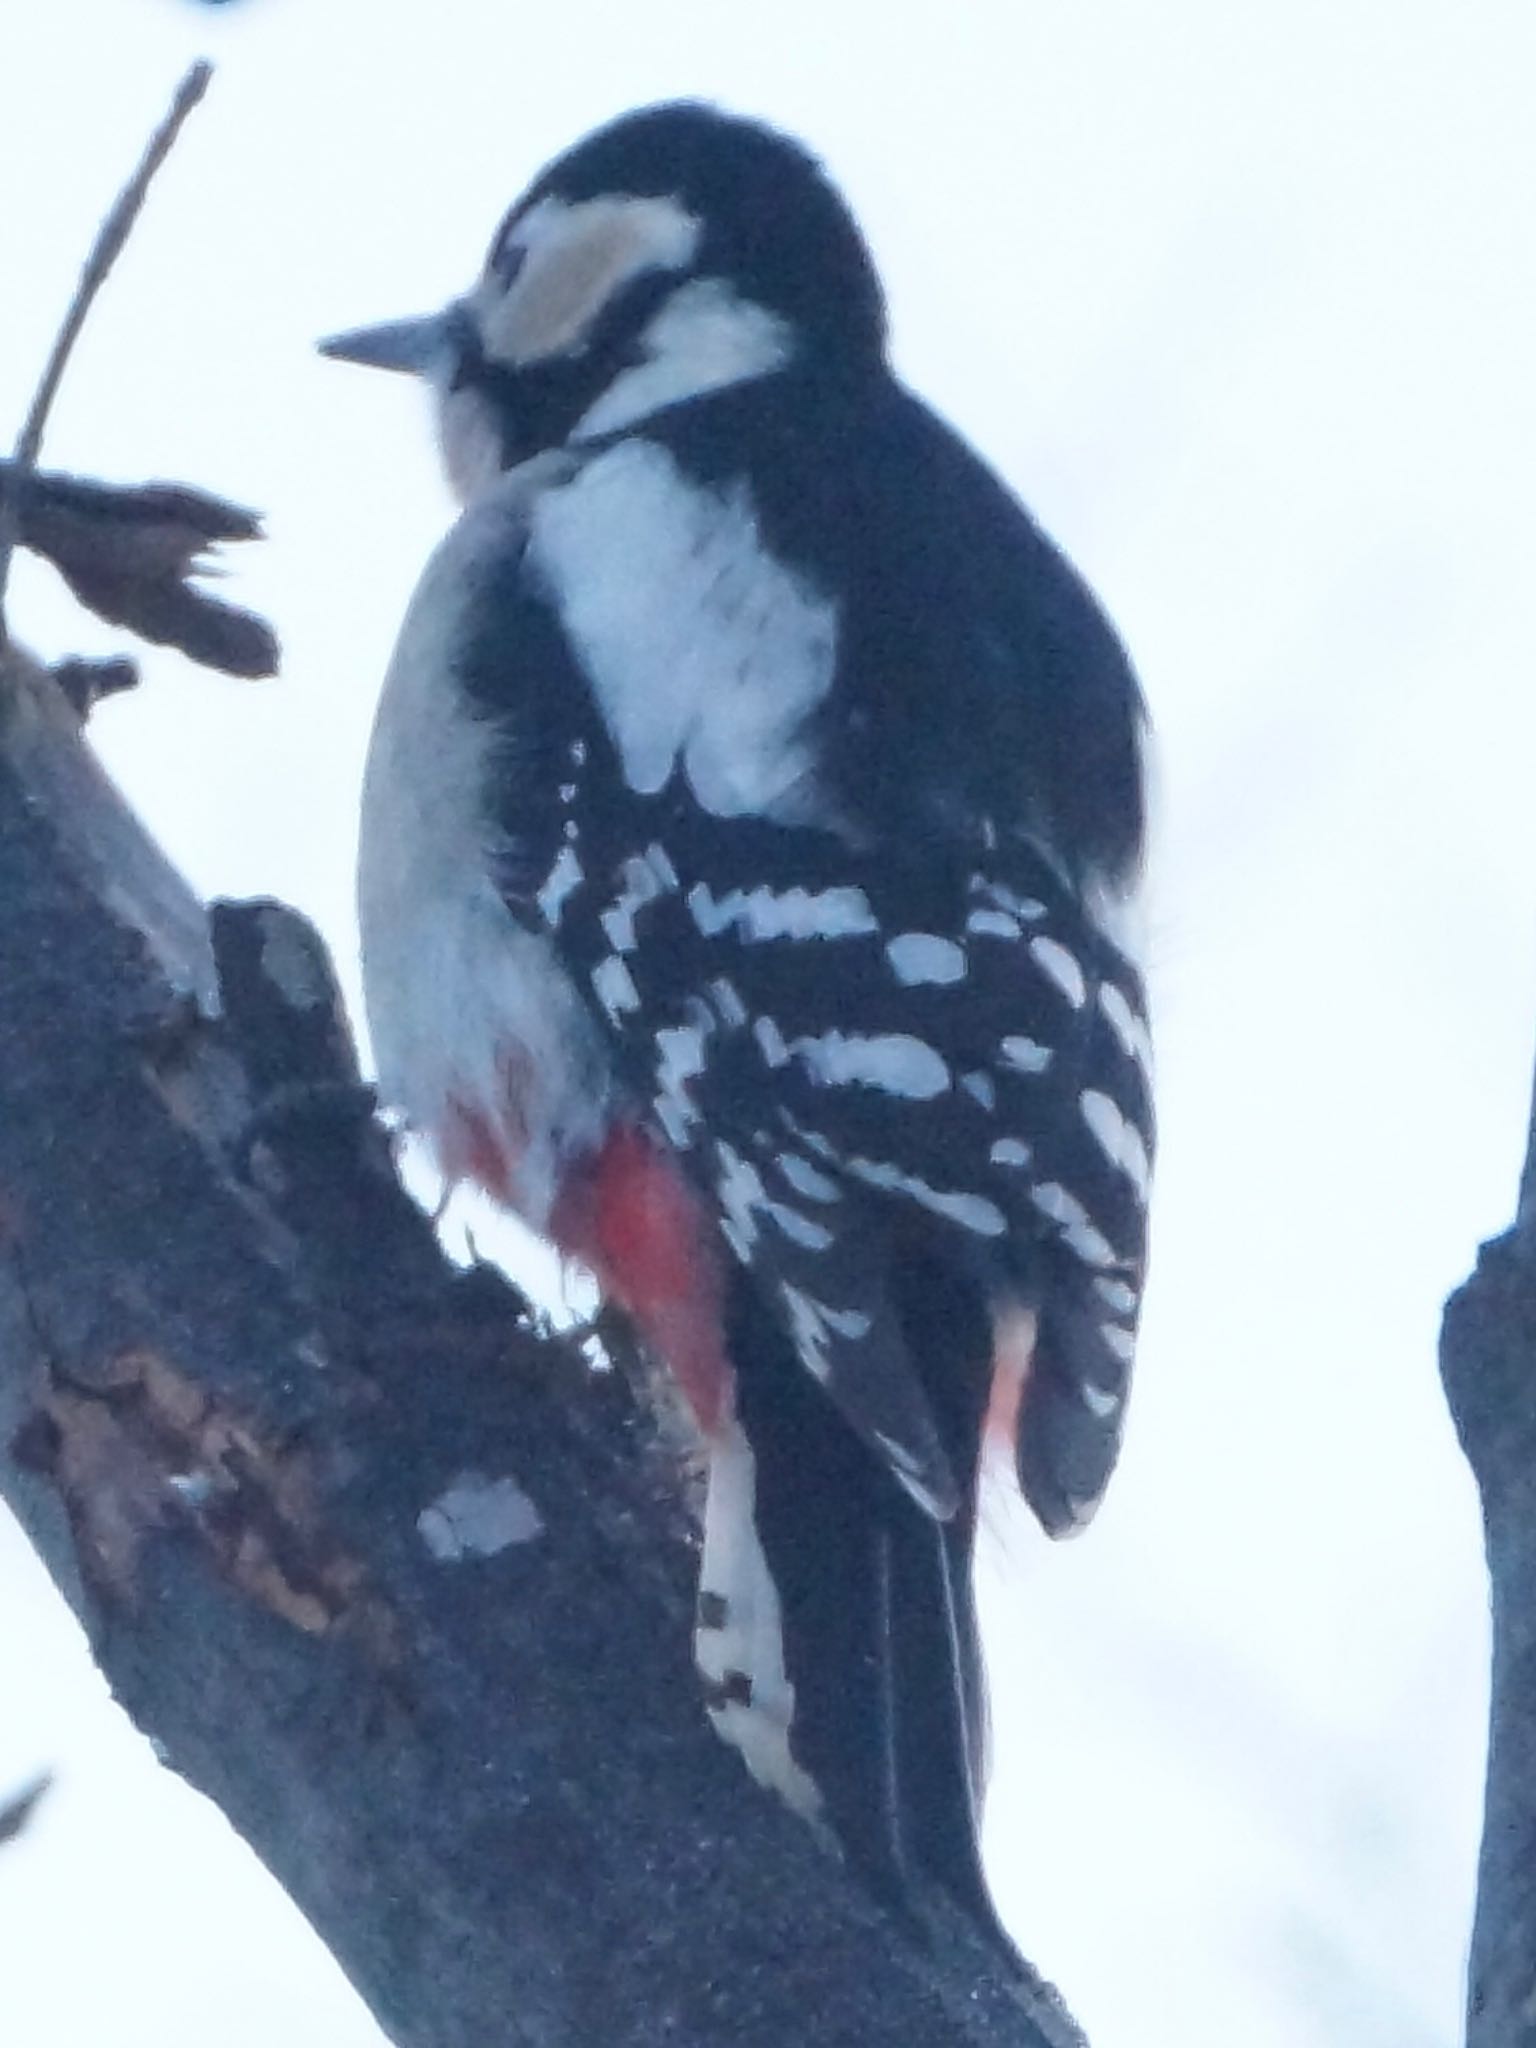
[{"x1": 726, "y1": 1255, "x2": 1015, "y2": 1955}]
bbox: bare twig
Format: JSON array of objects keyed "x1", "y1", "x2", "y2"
[
  {"x1": 0, "y1": 60, "x2": 212, "y2": 637},
  {"x1": 0, "y1": 1771, "x2": 53, "y2": 1849},
  {"x1": 0, "y1": 462, "x2": 278, "y2": 679}
]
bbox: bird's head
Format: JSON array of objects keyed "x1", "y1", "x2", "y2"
[{"x1": 320, "y1": 102, "x2": 888, "y2": 503}]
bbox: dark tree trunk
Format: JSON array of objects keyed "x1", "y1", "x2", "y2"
[
  {"x1": 0, "y1": 640, "x2": 1083, "y2": 2047},
  {"x1": 1441, "y1": 1082, "x2": 1536, "y2": 2046}
]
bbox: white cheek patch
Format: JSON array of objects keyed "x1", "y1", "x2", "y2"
[{"x1": 479, "y1": 194, "x2": 700, "y2": 367}]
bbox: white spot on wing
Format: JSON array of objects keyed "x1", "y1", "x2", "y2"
[
  {"x1": 990, "y1": 1138, "x2": 1032, "y2": 1168},
  {"x1": 847, "y1": 1157, "x2": 1006, "y2": 1235},
  {"x1": 653, "y1": 1022, "x2": 707, "y2": 1146},
  {"x1": 599, "y1": 844, "x2": 678, "y2": 952},
  {"x1": 1084, "y1": 875, "x2": 1145, "y2": 960},
  {"x1": 966, "y1": 908, "x2": 1021, "y2": 939},
  {"x1": 1030, "y1": 1182, "x2": 1117, "y2": 1267},
  {"x1": 688, "y1": 880, "x2": 878, "y2": 942},
  {"x1": 780, "y1": 1283, "x2": 872, "y2": 1382},
  {"x1": 1000, "y1": 1035, "x2": 1052, "y2": 1075},
  {"x1": 1099, "y1": 1322, "x2": 1137, "y2": 1366},
  {"x1": 1030, "y1": 935, "x2": 1087, "y2": 1008},
  {"x1": 777, "y1": 1152, "x2": 840, "y2": 1203},
  {"x1": 1099, "y1": 980, "x2": 1154, "y2": 1070},
  {"x1": 1081, "y1": 1379, "x2": 1121, "y2": 1419},
  {"x1": 973, "y1": 878, "x2": 1047, "y2": 922},
  {"x1": 1079, "y1": 1089, "x2": 1153, "y2": 1198},
  {"x1": 961, "y1": 1070, "x2": 997, "y2": 1111},
  {"x1": 535, "y1": 844, "x2": 583, "y2": 927},
  {"x1": 590, "y1": 954, "x2": 640, "y2": 1019},
  {"x1": 1094, "y1": 1275, "x2": 1139, "y2": 1315},
  {"x1": 753, "y1": 1015, "x2": 791, "y2": 1068},
  {"x1": 709, "y1": 977, "x2": 747, "y2": 1027},
  {"x1": 764, "y1": 1202, "x2": 833, "y2": 1250},
  {"x1": 886, "y1": 933, "x2": 966, "y2": 984},
  {"x1": 794, "y1": 1030, "x2": 950, "y2": 1099},
  {"x1": 715, "y1": 1141, "x2": 767, "y2": 1258},
  {"x1": 530, "y1": 444, "x2": 838, "y2": 823}
]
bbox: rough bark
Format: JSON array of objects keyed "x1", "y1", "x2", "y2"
[
  {"x1": 1442, "y1": 1069, "x2": 1536, "y2": 2046},
  {"x1": 0, "y1": 639, "x2": 1084, "y2": 2047}
]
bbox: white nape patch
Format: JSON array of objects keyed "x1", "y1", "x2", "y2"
[
  {"x1": 1081, "y1": 1377, "x2": 1122, "y2": 1420},
  {"x1": 1000, "y1": 1034, "x2": 1053, "y2": 1075},
  {"x1": 1098, "y1": 1323, "x2": 1137, "y2": 1367},
  {"x1": 1079, "y1": 1088, "x2": 1153, "y2": 1198},
  {"x1": 1030, "y1": 1182, "x2": 1117, "y2": 1268},
  {"x1": 1098, "y1": 980, "x2": 1154, "y2": 1070},
  {"x1": 478, "y1": 193, "x2": 700, "y2": 369},
  {"x1": 1029, "y1": 935, "x2": 1087, "y2": 1009},
  {"x1": 847, "y1": 1156, "x2": 1007, "y2": 1236},
  {"x1": 418, "y1": 1471, "x2": 544, "y2": 1561},
  {"x1": 688, "y1": 880, "x2": 877, "y2": 943},
  {"x1": 653, "y1": 1022, "x2": 708, "y2": 1147},
  {"x1": 590, "y1": 954, "x2": 640, "y2": 1020},
  {"x1": 961, "y1": 1070, "x2": 997, "y2": 1111},
  {"x1": 575, "y1": 277, "x2": 791, "y2": 440},
  {"x1": 777, "y1": 1152, "x2": 840, "y2": 1203},
  {"x1": 990, "y1": 1137, "x2": 1032, "y2": 1169},
  {"x1": 885, "y1": 933, "x2": 967, "y2": 985},
  {"x1": 793, "y1": 1030, "x2": 950, "y2": 1099},
  {"x1": 1094, "y1": 1275, "x2": 1139, "y2": 1316},
  {"x1": 358, "y1": 465, "x2": 612, "y2": 1228},
  {"x1": 600, "y1": 844, "x2": 678, "y2": 952},
  {"x1": 529, "y1": 443, "x2": 838, "y2": 823},
  {"x1": 780, "y1": 1283, "x2": 872, "y2": 1383},
  {"x1": 966, "y1": 907, "x2": 1021, "y2": 940},
  {"x1": 697, "y1": 1421, "x2": 824, "y2": 1823},
  {"x1": 536, "y1": 843, "x2": 583, "y2": 927}
]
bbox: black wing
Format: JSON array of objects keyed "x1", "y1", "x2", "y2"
[{"x1": 454, "y1": 380, "x2": 1151, "y2": 1531}]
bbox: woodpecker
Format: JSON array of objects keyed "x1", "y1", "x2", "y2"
[{"x1": 322, "y1": 102, "x2": 1152, "y2": 1944}]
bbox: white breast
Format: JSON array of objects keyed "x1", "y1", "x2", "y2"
[
  {"x1": 358, "y1": 461, "x2": 612, "y2": 1227},
  {"x1": 527, "y1": 440, "x2": 839, "y2": 824}
]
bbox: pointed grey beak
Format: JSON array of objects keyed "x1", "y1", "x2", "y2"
[{"x1": 318, "y1": 311, "x2": 452, "y2": 375}]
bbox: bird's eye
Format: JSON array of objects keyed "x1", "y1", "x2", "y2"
[{"x1": 488, "y1": 228, "x2": 528, "y2": 288}]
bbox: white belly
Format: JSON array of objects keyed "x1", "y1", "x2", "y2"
[{"x1": 357, "y1": 484, "x2": 612, "y2": 1227}]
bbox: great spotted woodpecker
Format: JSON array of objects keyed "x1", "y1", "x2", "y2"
[{"x1": 322, "y1": 102, "x2": 1152, "y2": 1943}]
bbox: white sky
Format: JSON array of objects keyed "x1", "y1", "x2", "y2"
[{"x1": 3, "y1": 3, "x2": 1532, "y2": 2044}]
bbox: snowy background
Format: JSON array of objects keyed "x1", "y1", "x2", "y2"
[{"x1": 3, "y1": 2, "x2": 1528, "y2": 2043}]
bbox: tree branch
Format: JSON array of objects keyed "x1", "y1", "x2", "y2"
[
  {"x1": 0, "y1": 636, "x2": 1083, "y2": 2046},
  {"x1": 0, "y1": 61, "x2": 211, "y2": 631},
  {"x1": 1440, "y1": 1032, "x2": 1536, "y2": 2043}
]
